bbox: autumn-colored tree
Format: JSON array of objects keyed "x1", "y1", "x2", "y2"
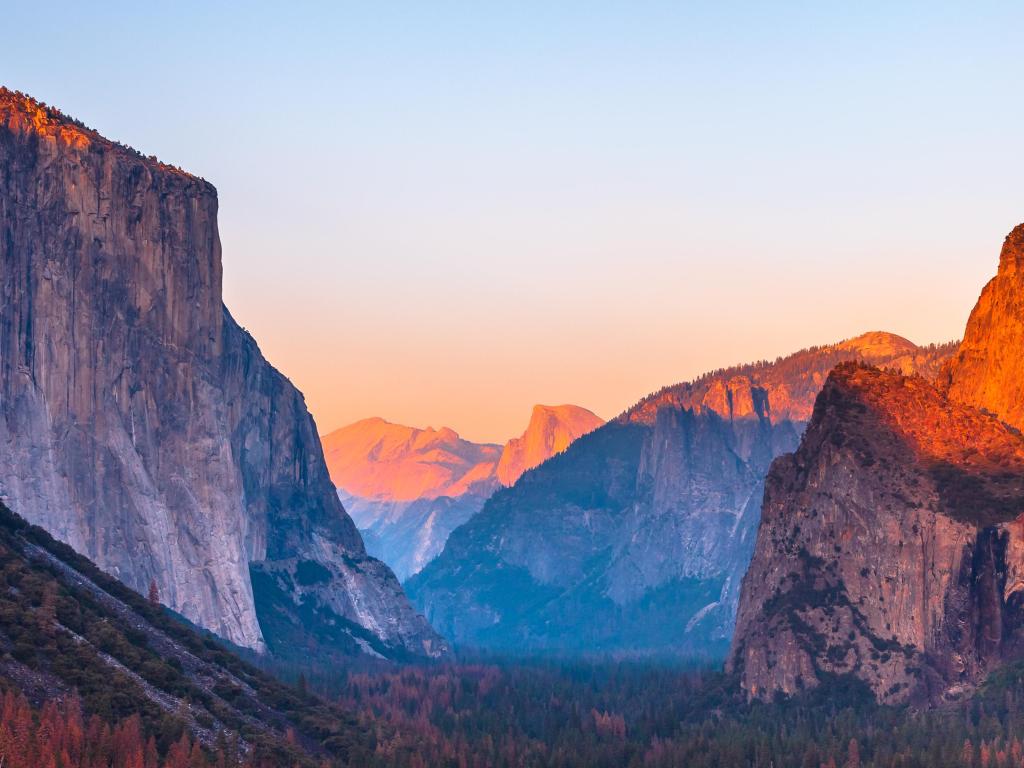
[
  {"x1": 963, "y1": 739, "x2": 975, "y2": 767},
  {"x1": 146, "y1": 735, "x2": 160, "y2": 768},
  {"x1": 188, "y1": 739, "x2": 209, "y2": 768},
  {"x1": 845, "y1": 738, "x2": 860, "y2": 768},
  {"x1": 149, "y1": 579, "x2": 161, "y2": 606},
  {"x1": 165, "y1": 731, "x2": 193, "y2": 768}
]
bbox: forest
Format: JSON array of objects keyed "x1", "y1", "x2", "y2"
[{"x1": 10, "y1": 653, "x2": 1024, "y2": 767}]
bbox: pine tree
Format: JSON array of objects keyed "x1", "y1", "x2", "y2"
[{"x1": 148, "y1": 579, "x2": 160, "y2": 606}]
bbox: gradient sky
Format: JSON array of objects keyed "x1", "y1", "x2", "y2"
[{"x1": 5, "y1": 2, "x2": 1023, "y2": 442}]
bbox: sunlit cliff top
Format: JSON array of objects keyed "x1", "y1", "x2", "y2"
[{"x1": 0, "y1": 86, "x2": 212, "y2": 188}]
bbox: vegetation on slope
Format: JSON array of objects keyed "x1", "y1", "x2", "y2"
[{"x1": 0, "y1": 501, "x2": 376, "y2": 766}]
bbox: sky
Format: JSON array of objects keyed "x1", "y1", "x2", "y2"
[{"x1": 4, "y1": 2, "x2": 1023, "y2": 442}]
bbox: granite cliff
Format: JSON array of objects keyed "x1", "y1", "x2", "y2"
[
  {"x1": 944, "y1": 224, "x2": 1024, "y2": 431},
  {"x1": 495, "y1": 405, "x2": 605, "y2": 487},
  {"x1": 0, "y1": 88, "x2": 442, "y2": 659},
  {"x1": 731, "y1": 224, "x2": 1024, "y2": 703},
  {"x1": 406, "y1": 334, "x2": 954, "y2": 654},
  {"x1": 322, "y1": 405, "x2": 603, "y2": 580},
  {"x1": 729, "y1": 364, "x2": 1024, "y2": 703}
]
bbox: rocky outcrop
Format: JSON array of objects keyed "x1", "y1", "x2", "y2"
[
  {"x1": 944, "y1": 224, "x2": 1024, "y2": 431},
  {"x1": 731, "y1": 223, "x2": 1024, "y2": 703},
  {"x1": 495, "y1": 405, "x2": 604, "y2": 486},
  {"x1": 406, "y1": 334, "x2": 955, "y2": 654},
  {"x1": 0, "y1": 88, "x2": 442, "y2": 658},
  {"x1": 729, "y1": 364, "x2": 1024, "y2": 704},
  {"x1": 322, "y1": 405, "x2": 603, "y2": 580}
]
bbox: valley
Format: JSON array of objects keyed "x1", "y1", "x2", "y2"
[{"x1": 1, "y1": 42, "x2": 1023, "y2": 765}]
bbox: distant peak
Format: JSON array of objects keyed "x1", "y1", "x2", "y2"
[
  {"x1": 435, "y1": 426, "x2": 459, "y2": 441},
  {"x1": 496, "y1": 404, "x2": 604, "y2": 486},
  {"x1": 321, "y1": 416, "x2": 392, "y2": 435},
  {"x1": 833, "y1": 331, "x2": 918, "y2": 358}
]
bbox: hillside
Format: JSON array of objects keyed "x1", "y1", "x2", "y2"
[
  {"x1": 730, "y1": 363, "x2": 1024, "y2": 703},
  {"x1": 0, "y1": 500, "x2": 377, "y2": 766}
]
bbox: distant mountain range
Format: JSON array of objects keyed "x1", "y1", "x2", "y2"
[
  {"x1": 322, "y1": 405, "x2": 604, "y2": 580},
  {"x1": 406, "y1": 332, "x2": 957, "y2": 656}
]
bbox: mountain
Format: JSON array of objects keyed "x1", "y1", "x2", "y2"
[
  {"x1": 495, "y1": 405, "x2": 606, "y2": 487},
  {"x1": 405, "y1": 333, "x2": 956, "y2": 654},
  {"x1": 322, "y1": 418, "x2": 503, "y2": 502},
  {"x1": 0, "y1": 88, "x2": 442, "y2": 660},
  {"x1": 0, "y1": 499, "x2": 377, "y2": 766},
  {"x1": 730, "y1": 223, "x2": 1024, "y2": 704},
  {"x1": 944, "y1": 223, "x2": 1024, "y2": 431},
  {"x1": 729, "y1": 363, "x2": 1024, "y2": 704},
  {"x1": 322, "y1": 405, "x2": 604, "y2": 580}
]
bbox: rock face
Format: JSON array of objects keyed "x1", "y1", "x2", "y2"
[
  {"x1": 729, "y1": 364, "x2": 1024, "y2": 703},
  {"x1": 0, "y1": 88, "x2": 443, "y2": 659},
  {"x1": 731, "y1": 223, "x2": 1024, "y2": 703},
  {"x1": 495, "y1": 405, "x2": 605, "y2": 487},
  {"x1": 406, "y1": 334, "x2": 955, "y2": 654},
  {"x1": 322, "y1": 405, "x2": 603, "y2": 580},
  {"x1": 944, "y1": 224, "x2": 1024, "y2": 431}
]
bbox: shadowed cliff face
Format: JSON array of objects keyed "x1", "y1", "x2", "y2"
[
  {"x1": 322, "y1": 405, "x2": 603, "y2": 581},
  {"x1": 406, "y1": 335, "x2": 954, "y2": 655},
  {"x1": 0, "y1": 88, "x2": 443, "y2": 658}
]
